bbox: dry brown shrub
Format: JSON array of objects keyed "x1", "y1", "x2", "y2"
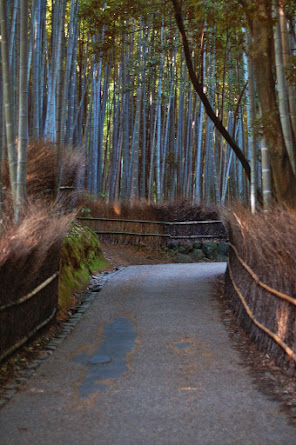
[
  {"x1": 0, "y1": 201, "x2": 73, "y2": 357},
  {"x1": 2, "y1": 140, "x2": 83, "y2": 200},
  {"x1": 222, "y1": 204, "x2": 296, "y2": 373},
  {"x1": 0, "y1": 141, "x2": 83, "y2": 358},
  {"x1": 222, "y1": 204, "x2": 296, "y2": 291},
  {"x1": 0, "y1": 200, "x2": 73, "y2": 306},
  {"x1": 78, "y1": 197, "x2": 218, "y2": 221}
]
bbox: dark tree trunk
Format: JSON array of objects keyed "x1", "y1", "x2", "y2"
[{"x1": 247, "y1": 0, "x2": 296, "y2": 206}]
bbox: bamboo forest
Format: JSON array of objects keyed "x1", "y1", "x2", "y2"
[
  {"x1": 0, "y1": 0, "x2": 296, "y2": 213},
  {"x1": 3, "y1": 2, "x2": 296, "y2": 434}
]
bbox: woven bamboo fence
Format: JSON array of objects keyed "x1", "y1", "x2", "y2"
[
  {"x1": 0, "y1": 259, "x2": 60, "y2": 363},
  {"x1": 76, "y1": 217, "x2": 227, "y2": 248},
  {"x1": 225, "y1": 242, "x2": 296, "y2": 373}
]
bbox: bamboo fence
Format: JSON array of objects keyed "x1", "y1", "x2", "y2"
[
  {"x1": 226, "y1": 243, "x2": 296, "y2": 370},
  {"x1": 76, "y1": 217, "x2": 227, "y2": 247},
  {"x1": 0, "y1": 272, "x2": 59, "y2": 362}
]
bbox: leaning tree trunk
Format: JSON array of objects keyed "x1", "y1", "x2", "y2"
[{"x1": 171, "y1": 0, "x2": 251, "y2": 182}]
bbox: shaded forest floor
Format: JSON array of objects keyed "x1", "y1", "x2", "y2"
[{"x1": 101, "y1": 242, "x2": 175, "y2": 268}]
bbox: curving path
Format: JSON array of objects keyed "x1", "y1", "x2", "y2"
[{"x1": 0, "y1": 263, "x2": 296, "y2": 444}]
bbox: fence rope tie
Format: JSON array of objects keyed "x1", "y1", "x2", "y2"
[
  {"x1": 228, "y1": 260, "x2": 296, "y2": 363},
  {"x1": 0, "y1": 308, "x2": 57, "y2": 362},
  {"x1": 0, "y1": 272, "x2": 59, "y2": 312},
  {"x1": 229, "y1": 243, "x2": 296, "y2": 306}
]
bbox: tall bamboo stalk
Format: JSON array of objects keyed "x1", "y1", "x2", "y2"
[
  {"x1": 0, "y1": 0, "x2": 17, "y2": 207},
  {"x1": 16, "y1": 0, "x2": 29, "y2": 222},
  {"x1": 273, "y1": 0, "x2": 295, "y2": 173}
]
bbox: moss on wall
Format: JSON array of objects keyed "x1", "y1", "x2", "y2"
[{"x1": 58, "y1": 222, "x2": 107, "y2": 313}]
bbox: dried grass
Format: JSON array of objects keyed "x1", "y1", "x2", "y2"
[
  {"x1": 0, "y1": 200, "x2": 73, "y2": 306},
  {"x1": 222, "y1": 204, "x2": 296, "y2": 373},
  {"x1": 3, "y1": 140, "x2": 83, "y2": 203},
  {"x1": 79, "y1": 197, "x2": 219, "y2": 221},
  {"x1": 0, "y1": 140, "x2": 84, "y2": 359},
  {"x1": 0, "y1": 200, "x2": 73, "y2": 357}
]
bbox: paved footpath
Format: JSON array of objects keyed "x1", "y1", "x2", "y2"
[{"x1": 1, "y1": 263, "x2": 296, "y2": 445}]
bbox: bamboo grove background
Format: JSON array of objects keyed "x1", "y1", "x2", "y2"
[{"x1": 0, "y1": 0, "x2": 295, "y2": 209}]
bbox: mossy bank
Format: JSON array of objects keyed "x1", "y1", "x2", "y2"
[{"x1": 58, "y1": 222, "x2": 108, "y2": 313}]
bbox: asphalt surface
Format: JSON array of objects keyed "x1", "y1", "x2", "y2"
[{"x1": 1, "y1": 263, "x2": 296, "y2": 445}]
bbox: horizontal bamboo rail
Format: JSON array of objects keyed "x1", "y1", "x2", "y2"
[
  {"x1": 77, "y1": 217, "x2": 223, "y2": 225},
  {"x1": 168, "y1": 220, "x2": 222, "y2": 225},
  {"x1": 78, "y1": 217, "x2": 227, "y2": 242},
  {"x1": 95, "y1": 231, "x2": 170, "y2": 237},
  {"x1": 0, "y1": 272, "x2": 59, "y2": 312},
  {"x1": 173, "y1": 234, "x2": 226, "y2": 239},
  {"x1": 95, "y1": 231, "x2": 226, "y2": 239},
  {"x1": 77, "y1": 217, "x2": 165, "y2": 224}
]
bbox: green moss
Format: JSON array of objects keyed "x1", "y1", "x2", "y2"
[{"x1": 58, "y1": 222, "x2": 108, "y2": 311}]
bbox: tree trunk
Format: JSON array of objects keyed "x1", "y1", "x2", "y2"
[
  {"x1": 279, "y1": 4, "x2": 296, "y2": 141},
  {"x1": 247, "y1": 0, "x2": 296, "y2": 206},
  {"x1": 273, "y1": 0, "x2": 295, "y2": 172},
  {"x1": 171, "y1": 0, "x2": 251, "y2": 181}
]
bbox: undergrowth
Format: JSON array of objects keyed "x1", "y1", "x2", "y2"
[
  {"x1": 0, "y1": 201, "x2": 72, "y2": 306},
  {"x1": 3, "y1": 141, "x2": 83, "y2": 205},
  {"x1": 58, "y1": 222, "x2": 108, "y2": 315},
  {"x1": 0, "y1": 201, "x2": 73, "y2": 357},
  {"x1": 0, "y1": 141, "x2": 108, "y2": 359}
]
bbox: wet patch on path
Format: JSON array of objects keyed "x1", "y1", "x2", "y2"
[
  {"x1": 73, "y1": 317, "x2": 137, "y2": 397},
  {"x1": 169, "y1": 338, "x2": 195, "y2": 354},
  {"x1": 173, "y1": 343, "x2": 191, "y2": 350}
]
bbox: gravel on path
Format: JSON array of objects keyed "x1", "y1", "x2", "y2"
[{"x1": 0, "y1": 263, "x2": 295, "y2": 445}]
